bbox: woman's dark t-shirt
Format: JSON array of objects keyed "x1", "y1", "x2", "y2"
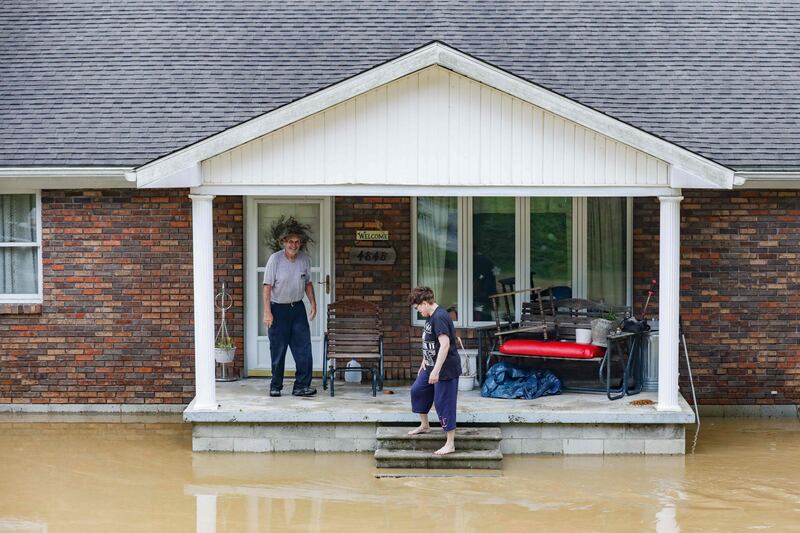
[{"x1": 422, "y1": 306, "x2": 462, "y2": 381}]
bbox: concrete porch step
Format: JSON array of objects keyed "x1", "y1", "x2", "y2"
[
  {"x1": 374, "y1": 448, "x2": 503, "y2": 469},
  {"x1": 376, "y1": 426, "x2": 502, "y2": 451}
]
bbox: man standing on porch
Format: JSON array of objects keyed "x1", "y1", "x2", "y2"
[
  {"x1": 262, "y1": 229, "x2": 318, "y2": 397},
  {"x1": 408, "y1": 286, "x2": 461, "y2": 455}
]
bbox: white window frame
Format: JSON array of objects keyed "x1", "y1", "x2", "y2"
[
  {"x1": 411, "y1": 196, "x2": 633, "y2": 327},
  {"x1": 411, "y1": 196, "x2": 466, "y2": 327},
  {"x1": 0, "y1": 191, "x2": 43, "y2": 303}
]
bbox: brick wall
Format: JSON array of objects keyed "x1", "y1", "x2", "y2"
[
  {"x1": 334, "y1": 197, "x2": 414, "y2": 380},
  {"x1": 633, "y1": 191, "x2": 800, "y2": 405},
  {"x1": 0, "y1": 190, "x2": 244, "y2": 405},
  {"x1": 213, "y1": 196, "x2": 245, "y2": 379},
  {"x1": 4, "y1": 189, "x2": 797, "y2": 405}
]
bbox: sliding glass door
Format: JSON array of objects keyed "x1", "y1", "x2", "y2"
[{"x1": 412, "y1": 196, "x2": 630, "y2": 326}]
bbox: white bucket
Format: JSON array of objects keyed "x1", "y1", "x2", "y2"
[
  {"x1": 458, "y1": 375, "x2": 475, "y2": 391},
  {"x1": 575, "y1": 329, "x2": 592, "y2": 344}
]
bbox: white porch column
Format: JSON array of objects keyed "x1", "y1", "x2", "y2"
[
  {"x1": 657, "y1": 195, "x2": 683, "y2": 411},
  {"x1": 190, "y1": 194, "x2": 217, "y2": 410}
]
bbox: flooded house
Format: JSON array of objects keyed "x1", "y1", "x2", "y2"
[{"x1": 1, "y1": 2, "x2": 798, "y2": 457}]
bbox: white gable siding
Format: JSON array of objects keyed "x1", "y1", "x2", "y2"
[{"x1": 202, "y1": 66, "x2": 669, "y2": 187}]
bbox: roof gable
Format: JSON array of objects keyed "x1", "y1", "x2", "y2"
[
  {"x1": 202, "y1": 65, "x2": 671, "y2": 189},
  {"x1": 135, "y1": 42, "x2": 732, "y2": 190}
]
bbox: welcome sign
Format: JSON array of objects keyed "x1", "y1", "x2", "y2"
[{"x1": 355, "y1": 230, "x2": 389, "y2": 241}]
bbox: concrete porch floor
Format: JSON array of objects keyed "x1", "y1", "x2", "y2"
[
  {"x1": 184, "y1": 379, "x2": 694, "y2": 455},
  {"x1": 184, "y1": 378, "x2": 695, "y2": 425}
]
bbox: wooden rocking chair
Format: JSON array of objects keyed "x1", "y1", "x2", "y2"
[
  {"x1": 490, "y1": 286, "x2": 558, "y2": 345},
  {"x1": 322, "y1": 299, "x2": 384, "y2": 397}
]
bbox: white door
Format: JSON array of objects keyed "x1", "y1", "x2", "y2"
[{"x1": 245, "y1": 197, "x2": 332, "y2": 376}]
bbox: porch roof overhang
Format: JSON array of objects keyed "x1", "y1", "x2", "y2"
[
  {"x1": 130, "y1": 41, "x2": 734, "y2": 195},
  {"x1": 0, "y1": 167, "x2": 135, "y2": 191},
  {"x1": 733, "y1": 170, "x2": 800, "y2": 189}
]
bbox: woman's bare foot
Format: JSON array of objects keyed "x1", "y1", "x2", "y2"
[
  {"x1": 434, "y1": 443, "x2": 455, "y2": 455},
  {"x1": 407, "y1": 425, "x2": 431, "y2": 436}
]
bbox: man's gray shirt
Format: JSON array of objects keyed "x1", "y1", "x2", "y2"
[{"x1": 263, "y1": 251, "x2": 311, "y2": 303}]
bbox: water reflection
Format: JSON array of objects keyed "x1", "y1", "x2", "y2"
[
  {"x1": 0, "y1": 418, "x2": 798, "y2": 532},
  {"x1": 0, "y1": 520, "x2": 47, "y2": 532}
]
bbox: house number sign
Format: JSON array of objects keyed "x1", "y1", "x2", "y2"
[{"x1": 349, "y1": 247, "x2": 396, "y2": 265}]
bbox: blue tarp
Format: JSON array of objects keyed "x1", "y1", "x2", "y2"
[{"x1": 480, "y1": 362, "x2": 562, "y2": 400}]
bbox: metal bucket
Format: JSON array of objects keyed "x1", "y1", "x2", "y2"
[{"x1": 642, "y1": 332, "x2": 659, "y2": 392}]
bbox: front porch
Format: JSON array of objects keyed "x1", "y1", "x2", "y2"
[
  {"x1": 146, "y1": 44, "x2": 733, "y2": 454},
  {"x1": 185, "y1": 379, "x2": 694, "y2": 455}
]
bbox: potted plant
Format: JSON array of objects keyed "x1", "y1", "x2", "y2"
[
  {"x1": 266, "y1": 215, "x2": 315, "y2": 253},
  {"x1": 214, "y1": 281, "x2": 236, "y2": 365},
  {"x1": 591, "y1": 310, "x2": 618, "y2": 347},
  {"x1": 214, "y1": 338, "x2": 236, "y2": 364}
]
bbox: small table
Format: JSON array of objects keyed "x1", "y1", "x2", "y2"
[{"x1": 602, "y1": 331, "x2": 645, "y2": 400}]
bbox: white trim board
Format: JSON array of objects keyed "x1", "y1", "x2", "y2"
[
  {"x1": 0, "y1": 191, "x2": 43, "y2": 304},
  {"x1": 734, "y1": 171, "x2": 800, "y2": 189},
  {"x1": 192, "y1": 184, "x2": 683, "y2": 197},
  {"x1": 0, "y1": 167, "x2": 135, "y2": 190},
  {"x1": 133, "y1": 42, "x2": 734, "y2": 191}
]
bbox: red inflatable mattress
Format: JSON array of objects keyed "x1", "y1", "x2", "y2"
[{"x1": 498, "y1": 339, "x2": 605, "y2": 359}]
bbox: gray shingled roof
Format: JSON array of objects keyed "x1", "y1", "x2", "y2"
[{"x1": 1, "y1": 0, "x2": 799, "y2": 170}]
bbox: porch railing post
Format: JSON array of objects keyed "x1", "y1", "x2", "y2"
[
  {"x1": 189, "y1": 194, "x2": 217, "y2": 410},
  {"x1": 657, "y1": 195, "x2": 683, "y2": 412}
]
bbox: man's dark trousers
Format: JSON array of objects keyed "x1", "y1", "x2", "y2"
[{"x1": 268, "y1": 301, "x2": 313, "y2": 392}]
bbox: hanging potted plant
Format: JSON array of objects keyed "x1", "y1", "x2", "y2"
[
  {"x1": 265, "y1": 215, "x2": 315, "y2": 253},
  {"x1": 214, "y1": 282, "x2": 236, "y2": 364},
  {"x1": 214, "y1": 338, "x2": 236, "y2": 364}
]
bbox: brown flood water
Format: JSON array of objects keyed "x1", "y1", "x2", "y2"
[{"x1": 1, "y1": 417, "x2": 799, "y2": 532}]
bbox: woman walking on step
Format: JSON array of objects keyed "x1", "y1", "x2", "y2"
[{"x1": 407, "y1": 286, "x2": 461, "y2": 455}]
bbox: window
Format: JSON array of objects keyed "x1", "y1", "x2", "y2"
[
  {"x1": 472, "y1": 197, "x2": 515, "y2": 322},
  {"x1": 412, "y1": 196, "x2": 630, "y2": 326},
  {"x1": 0, "y1": 193, "x2": 41, "y2": 302},
  {"x1": 587, "y1": 197, "x2": 627, "y2": 307},
  {"x1": 415, "y1": 197, "x2": 459, "y2": 321},
  {"x1": 530, "y1": 197, "x2": 573, "y2": 294}
]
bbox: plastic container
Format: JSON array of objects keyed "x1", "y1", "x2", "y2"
[
  {"x1": 344, "y1": 359, "x2": 362, "y2": 383},
  {"x1": 458, "y1": 375, "x2": 475, "y2": 391},
  {"x1": 575, "y1": 329, "x2": 592, "y2": 344}
]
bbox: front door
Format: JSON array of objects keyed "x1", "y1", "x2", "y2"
[{"x1": 245, "y1": 197, "x2": 332, "y2": 376}]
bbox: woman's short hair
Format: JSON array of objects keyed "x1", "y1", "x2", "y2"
[{"x1": 408, "y1": 286, "x2": 436, "y2": 306}]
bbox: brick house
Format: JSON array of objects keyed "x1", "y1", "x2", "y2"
[{"x1": 1, "y1": 2, "x2": 798, "y2": 421}]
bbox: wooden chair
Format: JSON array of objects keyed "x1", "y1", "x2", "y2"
[
  {"x1": 490, "y1": 286, "x2": 558, "y2": 345},
  {"x1": 322, "y1": 299, "x2": 384, "y2": 397},
  {"x1": 552, "y1": 298, "x2": 611, "y2": 341}
]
